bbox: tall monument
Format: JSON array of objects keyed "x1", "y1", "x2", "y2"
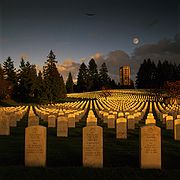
[{"x1": 120, "y1": 66, "x2": 131, "y2": 86}]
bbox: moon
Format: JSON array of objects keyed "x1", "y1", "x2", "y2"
[{"x1": 133, "y1": 37, "x2": 140, "y2": 45}]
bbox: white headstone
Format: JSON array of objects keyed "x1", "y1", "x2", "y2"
[
  {"x1": 83, "y1": 126, "x2": 103, "y2": 168},
  {"x1": 25, "y1": 125, "x2": 46, "y2": 167}
]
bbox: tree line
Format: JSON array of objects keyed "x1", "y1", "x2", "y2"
[
  {"x1": 75, "y1": 59, "x2": 119, "y2": 93},
  {"x1": 0, "y1": 50, "x2": 66, "y2": 103},
  {"x1": 1, "y1": 50, "x2": 178, "y2": 103},
  {"x1": 136, "y1": 59, "x2": 180, "y2": 89},
  {"x1": 0, "y1": 51, "x2": 120, "y2": 103}
]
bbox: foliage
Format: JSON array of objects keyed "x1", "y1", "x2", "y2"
[
  {"x1": 136, "y1": 59, "x2": 180, "y2": 89},
  {"x1": 15, "y1": 58, "x2": 38, "y2": 102},
  {"x1": 66, "y1": 72, "x2": 74, "y2": 93},
  {"x1": 1, "y1": 51, "x2": 67, "y2": 103},
  {"x1": 87, "y1": 58, "x2": 100, "y2": 91},
  {"x1": 99, "y1": 62, "x2": 111, "y2": 89},
  {"x1": 43, "y1": 50, "x2": 66, "y2": 102},
  {"x1": 77, "y1": 63, "x2": 89, "y2": 92}
]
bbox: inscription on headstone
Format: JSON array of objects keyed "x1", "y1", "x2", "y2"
[
  {"x1": 83, "y1": 126, "x2": 103, "y2": 168},
  {"x1": 25, "y1": 125, "x2": 46, "y2": 167},
  {"x1": 140, "y1": 125, "x2": 161, "y2": 169}
]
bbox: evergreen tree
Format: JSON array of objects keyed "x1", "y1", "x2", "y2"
[
  {"x1": 136, "y1": 59, "x2": 180, "y2": 89},
  {"x1": 88, "y1": 58, "x2": 99, "y2": 91},
  {"x1": 66, "y1": 72, "x2": 74, "y2": 93},
  {"x1": 43, "y1": 50, "x2": 66, "y2": 102},
  {"x1": 3, "y1": 57, "x2": 17, "y2": 99},
  {"x1": 0, "y1": 64, "x2": 4, "y2": 79},
  {"x1": 136, "y1": 59, "x2": 157, "y2": 89},
  {"x1": 17, "y1": 58, "x2": 38, "y2": 102},
  {"x1": 77, "y1": 62, "x2": 89, "y2": 92},
  {"x1": 33, "y1": 71, "x2": 46, "y2": 102},
  {"x1": 99, "y1": 62, "x2": 111, "y2": 89},
  {"x1": 3, "y1": 57, "x2": 16, "y2": 84}
]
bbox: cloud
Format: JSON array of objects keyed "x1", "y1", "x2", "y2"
[
  {"x1": 57, "y1": 59, "x2": 80, "y2": 82},
  {"x1": 34, "y1": 35, "x2": 180, "y2": 84},
  {"x1": 88, "y1": 35, "x2": 180, "y2": 83},
  {"x1": 90, "y1": 50, "x2": 133, "y2": 82},
  {"x1": 132, "y1": 35, "x2": 180, "y2": 64},
  {"x1": 19, "y1": 53, "x2": 29, "y2": 60},
  {"x1": 35, "y1": 59, "x2": 80, "y2": 82}
]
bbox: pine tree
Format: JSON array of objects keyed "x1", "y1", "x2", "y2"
[
  {"x1": 43, "y1": 50, "x2": 66, "y2": 102},
  {"x1": 136, "y1": 59, "x2": 157, "y2": 89},
  {"x1": 17, "y1": 58, "x2": 38, "y2": 102},
  {"x1": 3, "y1": 57, "x2": 16, "y2": 84},
  {"x1": 99, "y1": 62, "x2": 111, "y2": 89},
  {"x1": 77, "y1": 62, "x2": 89, "y2": 92},
  {"x1": 0, "y1": 64, "x2": 4, "y2": 80},
  {"x1": 66, "y1": 72, "x2": 74, "y2": 93},
  {"x1": 2, "y1": 57, "x2": 17, "y2": 99},
  {"x1": 88, "y1": 58, "x2": 99, "y2": 91}
]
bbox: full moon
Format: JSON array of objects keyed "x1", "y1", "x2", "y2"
[{"x1": 133, "y1": 37, "x2": 140, "y2": 45}]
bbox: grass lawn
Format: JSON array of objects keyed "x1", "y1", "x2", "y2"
[{"x1": 0, "y1": 105, "x2": 180, "y2": 179}]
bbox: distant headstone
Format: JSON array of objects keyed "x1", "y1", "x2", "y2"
[
  {"x1": 87, "y1": 116, "x2": 97, "y2": 126},
  {"x1": 174, "y1": 119, "x2": 180, "y2": 140},
  {"x1": 0, "y1": 116, "x2": 10, "y2": 135},
  {"x1": 25, "y1": 125, "x2": 46, "y2": 167},
  {"x1": 83, "y1": 126, "x2": 103, "y2": 168},
  {"x1": 57, "y1": 117, "x2": 68, "y2": 137},
  {"x1": 116, "y1": 118, "x2": 127, "y2": 139},
  {"x1": 68, "y1": 114, "x2": 75, "y2": 128},
  {"x1": 127, "y1": 115, "x2": 135, "y2": 129},
  {"x1": 9, "y1": 113, "x2": 17, "y2": 127},
  {"x1": 118, "y1": 112, "x2": 124, "y2": 118},
  {"x1": 107, "y1": 115, "x2": 115, "y2": 128},
  {"x1": 162, "y1": 114, "x2": 168, "y2": 124},
  {"x1": 28, "y1": 116, "x2": 39, "y2": 126},
  {"x1": 145, "y1": 118, "x2": 156, "y2": 125},
  {"x1": 48, "y1": 115, "x2": 56, "y2": 128},
  {"x1": 140, "y1": 125, "x2": 161, "y2": 169},
  {"x1": 166, "y1": 116, "x2": 173, "y2": 130}
]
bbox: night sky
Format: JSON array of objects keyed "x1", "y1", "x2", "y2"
[{"x1": 1, "y1": 0, "x2": 180, "y2": 81}]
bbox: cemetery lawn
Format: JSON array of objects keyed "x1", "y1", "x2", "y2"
[{"x1": 0, "y1": 111, "x2": 180, "y2": 179}]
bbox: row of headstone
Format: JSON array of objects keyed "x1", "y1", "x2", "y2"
[
  {"x1": 0, "y1": 106, "x2": 28, "y2": 135},
  {"x1": 25, "y1": 124, "x2": 161, "y2": 169}
]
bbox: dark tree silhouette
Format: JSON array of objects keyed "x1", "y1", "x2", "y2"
[
  {"x1": 88, "y1": 58, "x2": 99, "y2": 91},
  {"x1": 66, "y1": 72, "x2": 74, "y2": 93},
  {"x1": 16, "y1": 58, "x2": 38, "y2": 102},
  {"x1": 99, "y1": 62, "x2": 111, "y2": 89},
  {"x1": 77, "y1": 62, "x2": 89, "y2": 92},
  {"x1": 43, "y1": 50, "x2": 66, "y2": 102}
]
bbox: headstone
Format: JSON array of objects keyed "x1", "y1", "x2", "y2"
[
  {"x1": 25, "y1": 125, "x2": 46, "y2": 167},
  {"x1": 103, "y1": 112, "x2": 109, "y2": 123},
  {"x1": 174, "y1": 119, "x2": 180, "y2": 140},
  {"x1": 145, "y1": 118, "x2": 156, "y2": 125},
  {"x1": 28, "y1": 115, "x2": 39, "y2": 126},
  {"x1": 107, "y1": 115, "x2": 115, "y2": 128},
  {"x1": 118, "y1": 112, "x2": 124, "y2": 118},
  {"x1": 57, "y1": 117, "x2": 68, "y2": 137},
  {"x1": 48, "y1": 115, "x2": 56, "y2": 128},
  {"x1": 8, "y1": 113, "x2": 17, "y2": 127},
  {"x1": 83, "y1": 126, "x2": 103, "y2": 168},
  {"x1": 116, "y1": 118, "x2": 127, "y2": 139},
  {"x1": 140, "y1": 125, "x2": 161, "y2": 169},
  {"x1": 68, "y1": 114, "x2": 75, "y2": 128},
  {"x1": 87, "y1": 116, "x2": 97, "y2": 126},
  {"x1": 0, "y1": 116, "x2": 10, "y2": 135},
  {"x1": 127, "y1": 115, "x2": 135, "y2": 129},
  {"x1": 162, "y1": 114, "x2": 168, "y2": 124},
  {"x1": 166, "y1": 115, "x2": 173, "y2": 130}
]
